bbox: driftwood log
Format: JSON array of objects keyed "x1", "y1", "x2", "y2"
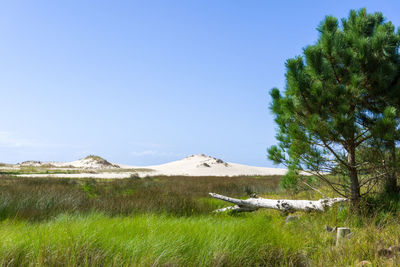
[{"x1": 209, "y1": 193, "x2": 347, "y2": 213}]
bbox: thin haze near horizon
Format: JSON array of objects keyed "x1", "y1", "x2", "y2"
[{"x1": 1, "y1": 1, "x2": 399, "y2": 167}]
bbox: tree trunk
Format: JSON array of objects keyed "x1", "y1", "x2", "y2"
[
  {"x1": 385, "y1": 140, "x2": 398, "y2": 193},
  {"x1": 348, "y1": 144, "x2": 361, "y2": 212},
  {"x1": 209, "y1": 193, "x2": 347, "y2": 213}
]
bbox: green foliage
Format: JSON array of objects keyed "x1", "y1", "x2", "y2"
[
  {"x1": 268, "y1": 8, "x2": 400, "y2": 202},
  {"x1": 280, "y1": 169, "x2": 300, "y2": 193},
  {"x1": 81, "y1": 180, "x2": 98, "y2": 198}
]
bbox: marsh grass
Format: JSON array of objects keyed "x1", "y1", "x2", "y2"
[
  {"x1": 0, "y1": 175, "x2": 281, "y2": 220},
  {"x1": 0, "y1": 213, "x2": 310, "y2": 267},
  {"x1": 1, "y1": 207, "x2": 400, "y2": 266},
  {"x1": 1, "y1": 175, "x2": 400, "y2": 266}
]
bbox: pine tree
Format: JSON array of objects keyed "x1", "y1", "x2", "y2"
[{"x1": 268, "y1": 8, "x2": 400, "y2": 210}]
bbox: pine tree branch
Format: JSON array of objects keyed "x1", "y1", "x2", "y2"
[
  {"x1": 320, "y1": 139, "x2": 351, "y2": 168},
  {"x1": 298, "y1": 168, "x2": 347, "y2": 197},
  {"x1": 355, "y1": 134, "x2": 372, "y2": 146},
  {"x1": 301, "y1": 181, "x2": 328, "y2": 198},
  {"x1": 327, "y1": 55, "x2": 342, "y2": 85}
]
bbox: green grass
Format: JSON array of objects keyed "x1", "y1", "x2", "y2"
[
  {"x1": 0, "y1": 213, "x2": 308, "y2": 266},
  {"x1": 0, "y1": 175, "x2": 400, "y2": 266},
  {"x1": 0, "y1": 175, "x2": 281, "y2": 220},
  {"x1": 2, "y1": 208, "x2": 400, "y2": 266}
]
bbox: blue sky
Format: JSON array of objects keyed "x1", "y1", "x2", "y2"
[{"x1": 0, "y1": 1, "x2": 399, "y2": 166}]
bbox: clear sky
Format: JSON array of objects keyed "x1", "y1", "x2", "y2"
[{"x1": 0, "y1": 1, "x2": 399, "y2": 166}]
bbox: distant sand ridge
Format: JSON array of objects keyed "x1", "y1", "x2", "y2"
[{"x1": 13, "y1": 154, "x2": 289, "y2": 178}]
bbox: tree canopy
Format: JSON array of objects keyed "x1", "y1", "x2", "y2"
[{"x1": 268, "y1": 8, "x2": 400, "y2": 210}]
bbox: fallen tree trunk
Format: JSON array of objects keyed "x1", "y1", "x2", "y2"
[{"x1": 209, "y1": 193, "x2": 347, "y2": 213}]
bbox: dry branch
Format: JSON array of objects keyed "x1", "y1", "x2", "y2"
[{"x1": 209, "y1": 193, "x2": 347, "y2": 213}]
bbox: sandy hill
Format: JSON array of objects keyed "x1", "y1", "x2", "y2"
[
  {"x1": 144, "y1": 154, "x2": 287, "y2": 176},
  {"x1": 15, "y1": 154, "x2": 289, "y2": 178},
  {"x1": 53, "y1": 155, "x2": 120, "y2": 169}
]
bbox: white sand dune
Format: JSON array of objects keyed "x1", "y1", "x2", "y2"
[
  {"x1": 16, "y1": 154, "x2": 289, "y2": 178},
  {"x1": 26, "y1": 155, "x2": 121, "y2": 169},
  {"x1": 141, "y1": 154, "x2": 288, "y2": 176}
]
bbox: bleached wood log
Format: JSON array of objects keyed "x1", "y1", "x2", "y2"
[
  {"x1": 209, "y1": 193, "x2": 347, "y2": 213},
  {"x1": 213, "y1": 205, "x2": 257, "y2": 213}
]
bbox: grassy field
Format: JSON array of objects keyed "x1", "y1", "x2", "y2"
[
  {"x1": 0, "y1": 175, "x2": 399, "y2": 266},
  {"x1": 0, "y1": 175, "x2": 281, "y2": 220}
]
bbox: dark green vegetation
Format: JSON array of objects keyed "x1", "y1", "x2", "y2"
[{"x1": 268, "y1": 8, "x2": 400, "y2": 210}]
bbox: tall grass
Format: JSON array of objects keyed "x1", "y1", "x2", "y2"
[
  {"x1": 0, "y1": 175, "x2": 281, "y2": 220},
  {"x1": 0, "y1": 213, "x2": 308, "y2": 267},
  {"x1": 2, "y1": 208, "x2": 400, "y2": 266},
  {"x1": 1, "y1": 175, "x2": 400, "y2": 266}
]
